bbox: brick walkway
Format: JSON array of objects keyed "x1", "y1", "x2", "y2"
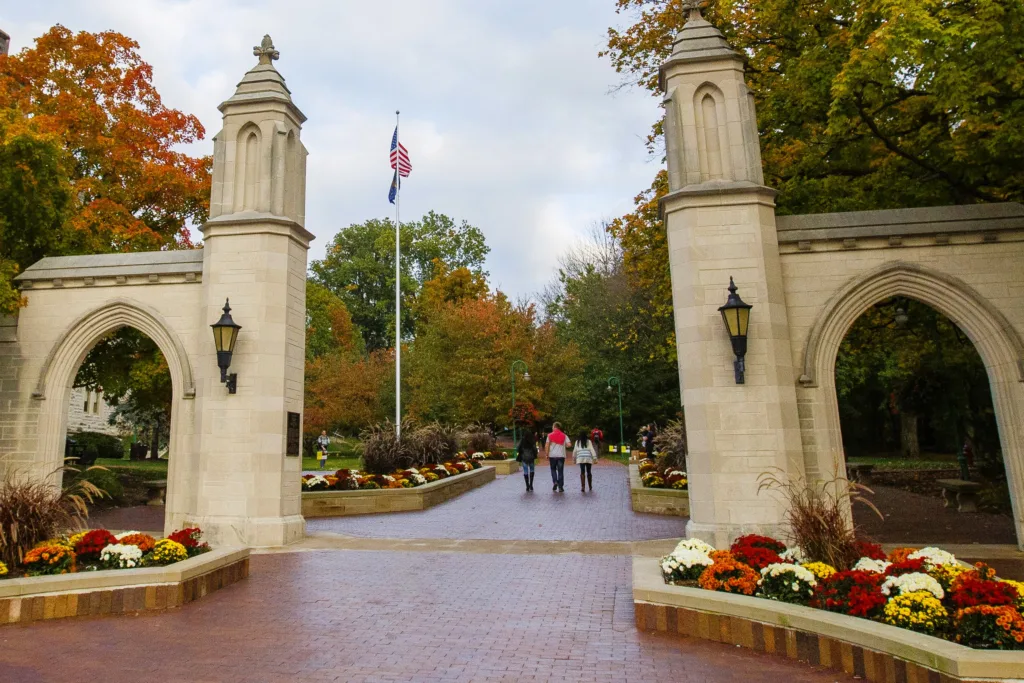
[
  {"x1": 308, "y1": 461, "x2": 687, "y2": 542},
  {"x1": 0, "y1": 551, "x2": 848, "y2": 682},
  {"x1": 0, "y1": 461, "x2": 855, "y2": 681}
]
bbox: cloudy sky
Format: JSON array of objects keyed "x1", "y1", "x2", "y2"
[{"x1": 2, "y1": 1, "x2": 662, "y2": 299}]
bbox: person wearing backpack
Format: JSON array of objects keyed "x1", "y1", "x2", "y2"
[{"x1": 574, "y1": 430, "x2": 597, "y2": 492}]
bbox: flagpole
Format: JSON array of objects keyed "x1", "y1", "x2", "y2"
[{"x1": 394, "y1": 110, "x2": 402, "y2": 437}]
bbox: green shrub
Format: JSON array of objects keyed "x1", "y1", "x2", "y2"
[{"x1": 69, "y1": 431, "x2": 124, "y2": 465}]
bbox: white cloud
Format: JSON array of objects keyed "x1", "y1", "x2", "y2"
[{"x1": 0, "y1": 0, "x2": 661, "y2": 298}]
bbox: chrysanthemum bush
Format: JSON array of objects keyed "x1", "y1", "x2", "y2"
[
  {"x1": 301, "y1": 455, "x2": 483, "y2": 492},
  {"x1": 0, "y1": 526, "x2": 213, "y2": 580},
  {"x1": 660, "y1": 533, "x2": 1024, "y2": 649},
  {"x1": 637, "y1": 458, "x2": 687, "y2": 490}
]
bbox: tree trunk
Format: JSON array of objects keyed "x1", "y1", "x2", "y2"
[
  {"x1": 150, "y1": 425, "x2": 159, "y2": 460},
  {"x1": 900, "y1": 411, "x2": 920, "y2": 459}
]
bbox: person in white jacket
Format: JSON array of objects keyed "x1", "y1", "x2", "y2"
[{"x1": 573, "y1": 430, "x2": 597, "y2": 492}]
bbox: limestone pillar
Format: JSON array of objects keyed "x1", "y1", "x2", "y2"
[
  {"x1": 660, "y1": 5, "x2": 804, "y2": 546},
  {"x1": 181, "y1": 36, "x2": 311, "y2": 546}
]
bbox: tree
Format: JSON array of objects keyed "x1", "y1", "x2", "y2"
[
  {"x1": 310, "y1": 212, "x2": 489, "y2": 350},
  {"x1": 305, "y1": 281, "x2": 365, "y2": 362},
  {"x1": 0, "y1": 125, "x2": 72, "y2": 314},
  {"x1": 602, "y1": 0, "x2": 1024, "y2": 213},
  {"x1": 74, "y1": 328, "x2": 172, "y2": 458},
  {"x1": 0, "y1": 26, "x2": 211, "y2": 246},
  {"x1": 836, "y1": 298, "x2": 998, "y2": 462}
]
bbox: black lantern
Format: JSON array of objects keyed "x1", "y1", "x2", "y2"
[
  {"x1": 211, "y1": 299, "x2": 241, "y2": 394},
  {"x1": 718, "y1": 277, "x2": 753, "y2": 384}
]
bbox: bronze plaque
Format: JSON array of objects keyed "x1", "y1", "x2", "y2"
[{"x1": 286, "y1": 412, "x2": 301, "y2": 456}]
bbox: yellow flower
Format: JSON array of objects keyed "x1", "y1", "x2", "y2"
[{"x1": 801, "y1": 562, "x2": 837, "y2": 580}]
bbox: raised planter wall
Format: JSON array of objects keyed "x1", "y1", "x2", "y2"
[
  {"x1": 302, "y1": 465, "x2": 496, "y2": 518},
  {"x1": 629, "y1": 464, "x2": 689, "y2": 516},
  {"x1": 0, "y1": 547, "x2": 249, "y2": 626},
  {"x1": 633, "y1": 557, "x2": 1024, "y2": 683},
  {"x1": 480, "y1": 459, "x2": 520, "y2": 475}
]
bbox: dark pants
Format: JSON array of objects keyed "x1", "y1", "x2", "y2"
[{"x1": 549, "y1": 457, "x2": 565, "y2": 488}]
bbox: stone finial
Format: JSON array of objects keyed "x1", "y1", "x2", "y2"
[
  {"x1": 253, "y1": 34, "x2": 280, "y2": 65},
  {"x1": 681, "y1": 0, "x2": 705, "y2": 22}
]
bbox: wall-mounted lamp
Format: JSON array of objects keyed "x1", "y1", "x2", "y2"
[
  {"x1": 718, "y1": 277, "x2": 752, "y2": 384},
  {"x1": 211, "y1": 299, "x2": 241, "y2": 394}
]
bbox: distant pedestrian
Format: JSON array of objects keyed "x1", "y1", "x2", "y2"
[
  {"x1": 316, "y1": 430, "x2": 330, "y2": 470},
  {"x1": 641, "y1": 424, "x2": 656, "y2": 460},
  {"x1": 590, "y1": 427, "x2": 604, "y2": 455},
  {"x1": 537, "y1": 428, "x2": 548, "y2": 450},
  {"x1": 574, "y1": 430, "x2": 597, "y2": 492},
  {"x1": 546, "y1": 422, "x2": 570, "y2": 493},
  {"x1": 517, "y1": 430, "x2": 538, "y2": 491}
]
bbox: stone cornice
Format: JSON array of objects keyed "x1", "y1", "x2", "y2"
[{"x1": 201, "y1": 213, "x2": 316, "y2": 248}]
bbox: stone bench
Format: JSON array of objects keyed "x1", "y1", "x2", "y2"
[
  {"x1": 845, "y1": 462, "x2": 874, "y2": 485},
  {"x1": 936, "y1": 478, "x2": 983, "y2": 513},
  {"x1": 144, "y1": 479, "x2": 168, "y2": 507}
]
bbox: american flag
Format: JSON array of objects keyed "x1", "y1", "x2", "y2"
[{"x1": 390, "y1": 127, "x2": 411, "y2": 177}]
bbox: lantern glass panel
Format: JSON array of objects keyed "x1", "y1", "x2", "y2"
[
  {"x1": 721, "y1": 307, "x2": 740, "y2": 338},
  {"x1": 736, "y1": 307, "x2": 750, "y2": 337}
]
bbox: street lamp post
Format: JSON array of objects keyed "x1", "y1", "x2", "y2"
[
  {"x1": 607, "y1": 376, "x2": 624, "y2": 454},
  {"x1": 510, "y1": 360, "x2": 530, "y2": 448}
]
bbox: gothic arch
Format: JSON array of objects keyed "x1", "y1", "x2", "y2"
[
  {"x1": 31, "y1": 298, "x2": 196, "y2": 493},
  {"x1": 693, "y1": 82, "x2": 731, "y2": 182},
  {"x1": 797, "y1": 261, "x2": 1024, "y2": 545}
]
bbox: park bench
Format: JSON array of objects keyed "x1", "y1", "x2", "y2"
[
  {"x1": 936, "y1": 478, "x2": 983, "y2": 513},
  {"x1": 144, "y1": 479, "x2": 168, "y2": 507},
  {"x1": 845, "y1": 462, "x2": 874, "y2": 485}
]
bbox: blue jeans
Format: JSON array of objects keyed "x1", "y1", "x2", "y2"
[
  {"x1": 549, "y1": 457, "x2": 565, "y2": 488},
  {"x1": 521, "y1": 461, "x2": 535, "y2": 475}
]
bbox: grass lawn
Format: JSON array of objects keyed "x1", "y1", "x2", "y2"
[
  {"x1": 846, "y1": 453, "x2": 958, "y2": 470},
  {"x1": 93, "y1": 458, "x2": 169, "y2": 479},
  {"x1": 303, "y1": 456, "x2": 361, "y2": 471}
]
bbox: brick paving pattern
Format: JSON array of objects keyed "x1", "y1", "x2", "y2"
[
  {"x1": 0, "y1": 551, "x2": 849, "y2": 682},
  {"x1": 308, "y1": 461, "x2": 687, "y2": 542}
]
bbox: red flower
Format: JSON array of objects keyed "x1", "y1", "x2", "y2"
[
  {"x1": 885, "y1": 558, "x2": 927, "y2": 577},
  {"x1": 731, "y1": 534, "x2": 786, "y2": 554},
  {"x1": 74, "y1": 529, "x2": 117, "y2": 562},
  {"x1": 950, "y1": 576, "x2": 1018, "y2": 609},
  {"x1": 814, "y1": 570, "x2": 887, "y2": 619},
  {"x1": 855, "y1": 540, "x2": 886, "y2": 561},
  {"x1": 731, "y1": 545, "x2": 782, "y2": 571}
]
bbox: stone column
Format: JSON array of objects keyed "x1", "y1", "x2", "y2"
[
  {"x1": 660, "y1": 5, "x2": 804, "y2": 547},
  {"x1": 181, "y1": 36, "x2": 311, "y2": 547}
]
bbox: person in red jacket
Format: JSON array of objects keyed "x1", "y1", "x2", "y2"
[
  {"x1": 546, "y1": 422, "x2": 570, "y2": 493},
  {"x1": 590, "y1": 427, "x2": 603, "y2": 455}
]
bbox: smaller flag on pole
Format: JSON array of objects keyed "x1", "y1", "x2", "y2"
[
  {"x1": 388, "y1": 170, "x2": 399, "y2": 204},
  {"x1": 390, "y1": 126, "x2": 412, "y2": 177}
]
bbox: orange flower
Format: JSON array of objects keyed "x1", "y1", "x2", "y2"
[
  {"x1": 888, "y1": 547, "x2": 919, "y2": 564},
  {"x1": 117, "y1": 533, "x2": 157, "y2": 553},
  {"x1": 698, "y1": 556, "x2": 759, "y2": 595}
]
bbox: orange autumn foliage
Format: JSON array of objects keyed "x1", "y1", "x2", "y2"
[{"x1": 0, "y1": 25, "x2": 211, "y2": 253}]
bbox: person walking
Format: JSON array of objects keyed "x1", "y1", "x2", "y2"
[
  {"x1": 517, "y1": 430, "x2": 538, "y2": 491},
  {"x1": 316, "y1": 430, "x2": 330, "y2": 470},
  {"x1": 574, "y1": 429, "x2": 597, "y2": 492},
  {"x1": 590, "y1": 427, "x2": 603, "y2": 456},
  {"x1": 546, "y1": 422, "x2": 570, "y2": 493}
]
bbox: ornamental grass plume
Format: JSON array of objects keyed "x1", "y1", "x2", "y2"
[
  {"x1": 360, "y1": 420, "x2": 416, "y2": 474},
  {"x1": 757, "y1": 467, "x2": 881, "y2": 571},
  {"x1": 410, "y1": 423, "x2": 459, "y2": 465},
  {"x1": 0, "y1": 461, "x2": 105, "y2": 568}
]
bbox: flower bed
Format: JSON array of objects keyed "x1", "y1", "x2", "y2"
[
  {"x1": 302, "y1": 463, "x2": 495, "y2": 518},
  {"x1": 637, "y1": 457, "x2": 687, "y2": 490},
  {"x1": 628, "y1": 464, "x2": 689, "y2": 516},
  {"x1": 302, "y1": 458, "x2": 482, "y2": 492},
  {"x1": 0, "y1": 527, "x2": 211, "y2": 580},
  {"x1": 467, "y1": 451, "x2": 509, "y2": 461},
  {"x1": 657, "y1": 535, "x2": 1024, "y2": 650}
]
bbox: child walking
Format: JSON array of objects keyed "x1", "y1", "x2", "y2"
[{"x1": 573, "y1": 430, "x2": 597, "y2": 492}]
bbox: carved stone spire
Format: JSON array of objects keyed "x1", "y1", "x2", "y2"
[
  {"x1": 253, "y1": 35, "x2": 280, "y2": 65},
  {"x1": 681, "y1": 0, "x2": 705, "y2": 22}
]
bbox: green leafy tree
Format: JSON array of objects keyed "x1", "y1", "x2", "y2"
[
  {"x1": 310, "y1": 211, "x2": 489, "y2": 350},
  {"x1": 603, "y1": 0, "x2": 1024, "y2": 213}
]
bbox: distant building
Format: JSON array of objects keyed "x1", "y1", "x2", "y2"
[
  {"x1": 66, "y1": 387, "x2": 119, "y2": 437},
  {"x1": 0, "y1": 30, "x2": 9, "y2": 56}
]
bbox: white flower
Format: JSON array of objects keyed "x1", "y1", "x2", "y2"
[
  {"x1": 760, "y1": 563, "x2": 817, "y2": 587},
  {"x1": 408, "y1": 473, "x2": 427, "y2": 486},
  {"x1": 779, "y1": 546, "x2": 805, "y2": 564},
  {"x1": 668, "y1": 548, "x2": 714, "y2": 569},
  {"x1": 881, "y1": 572, "x2": 944, "y2": 600},
  {"x1": 672, "y1": 538, "x2": 716, "y2": 556},
  {"x1": 100, "y1": 543, "x2": 144, "y2": 569},
  {"x1": 853, "y1": 557, "x2": 891, "y2": 574},
  {"x1": 908, "y1": 547, "x2": 957, "y2": 569},
  {"x1": 303, "y1": 476, "x2": 329, "y2": 488},
  {"x1": 114, "y1": 530, "x2": 140, "y2": 540}
]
